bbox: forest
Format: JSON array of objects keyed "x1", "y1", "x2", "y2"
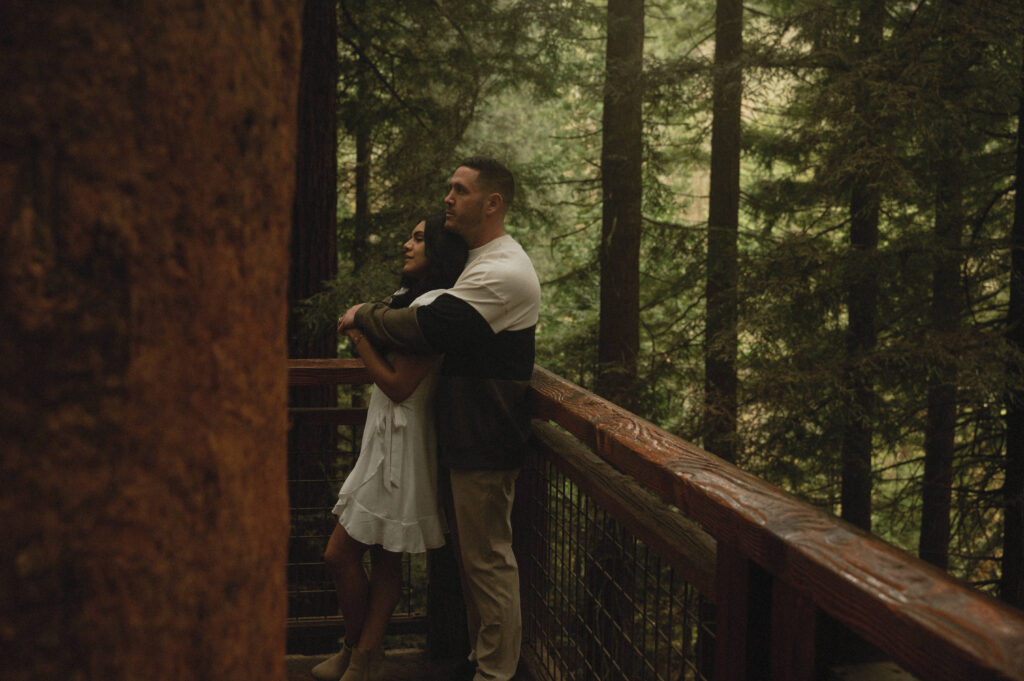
[{"x1": 288, "y1": 0, "x2": 1024, "y2": 608}]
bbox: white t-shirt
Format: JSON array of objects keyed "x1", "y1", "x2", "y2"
[{"x1": 446, "y1": 234, "x2": 541, "y2": 334}]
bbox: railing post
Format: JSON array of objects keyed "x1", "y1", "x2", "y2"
[
  {"x1": 769, "y1": 577, "x2": 819, "y2": 680},
  {"x1": 713, "y1": 540, "x2": 771, "y2": 681},
  {"x1": 513, "y1": 444, "x2": 549, "y2": 674}
]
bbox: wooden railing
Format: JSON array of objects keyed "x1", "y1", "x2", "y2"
[
  {"x1": 526, "y1": 366, "x2": 1024, "y2": 681},
  {"x1": 286, "y1": 359, "x2": 465, "y2": 657},
  {"x1": 287, "y1": 360, "x2": 1024, "y2": 680}
]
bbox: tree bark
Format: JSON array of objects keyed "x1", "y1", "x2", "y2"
[
  {"x1": 840, "y1": 0, "x2": 885, "y2": 532},
  {"x1": 920, "y1": 145, "x2": 964, "y2": 572},
  {"x1": 352, "y1": 56, "x2": 372, "y2": 272},
  {"x1": 597, "y1": 0, "x2": 645, "y2": 411},
  {"x1": 703, "y1": 0, "x2": 743, "y2": 463},
  {"x1": 1000, "y1": 37, "x2": 1024, "y2": 608},
  {"x1": 286, "y1": 0, "x2": 339, "y2": 620},
  {"x1": 0, "y1": 3, "x2": 299, "y2": 681},
  {"x1": 290, "y1": 0, "x2": 338, "y2": 359},
  {"x1": 919, "y1": 0, "x2": 969, "y2": 570}
]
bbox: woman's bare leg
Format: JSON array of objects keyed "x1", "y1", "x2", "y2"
[
  {"x1": 323, "y1": 523, "x2": 369, "y2": 645},
  {"x1": 356, "y1": 547, "x2": 403, "y2": 650}
]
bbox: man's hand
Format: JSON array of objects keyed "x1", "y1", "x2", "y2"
[{"x1": 337, "y1": 303, "x2": 364, "y2": 333}]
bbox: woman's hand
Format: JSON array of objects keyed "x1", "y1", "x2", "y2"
[{"x1": 337, "y1": 303, "x2": 364, "y2": 333}]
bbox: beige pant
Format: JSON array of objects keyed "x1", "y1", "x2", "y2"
[{"x1": 447, "y1": 468, "x2": 522, "y2": 681}]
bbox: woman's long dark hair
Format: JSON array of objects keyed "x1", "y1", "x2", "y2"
[{"x1": 389, "y1": 211, "x2": 468, "y2": 309}]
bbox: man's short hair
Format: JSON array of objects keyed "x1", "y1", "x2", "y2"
[{"x1": 459, "y1": 156, "x2": 515, "y2": 210}]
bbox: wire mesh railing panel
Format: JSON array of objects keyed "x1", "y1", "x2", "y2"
[
  {"x1": 518, "y1": 448, "x2": 714, "y2": 681},
  {"x1": 286, "y1": 384, "x2": 428, "y2": 653}
]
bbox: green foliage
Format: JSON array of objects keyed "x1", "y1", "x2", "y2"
[{"x1": 309, "y1": 0, "x2": 1024, "y2": 589}]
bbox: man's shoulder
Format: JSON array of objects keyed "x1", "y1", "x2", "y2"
[
  {"x1": 469, "y1": 235, "x2": 537, "y2": 276},
  {"x1": 460, "y1": 252, "x2": 538, "y2": 301}
]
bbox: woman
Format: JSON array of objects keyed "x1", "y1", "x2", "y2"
[{"x1": 312, "y1": 213, "x2": 468, "y2": 681}]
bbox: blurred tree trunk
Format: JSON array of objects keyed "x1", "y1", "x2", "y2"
[
  {"x1": 597, "y1": 0, "x2": 644, "y2": 411},
  {"x1": 840, "y1": 0, "x2": 885, "y2": 532},
  {"x1": 1001, "y1": 37, "x2": 1024, "y2": 608},
  {"x1": 0, "y1": 2, "x2": 299, "y2": 681},
  {"x1": 703, "y1": 0, "x2": 743, "y2": 463}
]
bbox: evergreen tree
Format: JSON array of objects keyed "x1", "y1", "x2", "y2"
[
  {"x1": 704, "y1": 0, "x2": 743, "y2": 463},
  {"x1": 1002, "y1": 35, "x2": 1024, "y2": 608},
  {"x1": 838, "y1": 0, "x2": 885, "y2": 532},
  {"x1": 598, "y1": 0, "x2": 645, "y2": 410}
]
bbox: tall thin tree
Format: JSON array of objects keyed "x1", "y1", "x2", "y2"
[
  {"x1": 597, "y1": 0, "x2": 644, "y2": 411},
  {"x1": 920, "y1": 2, "x2": 968, "y2": 568},
  {"x1": 1001, "y1": 36, "x2": 1024, "y2": 608},
  {"x1": 704, "y1": 0, "x2": 743, "y2": 463},
  {"x1": 591, "y1": 3, "x2": 645, "y2": 678},
  {"x1": 290, "y1": 0, "x2": 338, "y2": 358},
  {"x1": 286, "y1": 0, "x2": 338, "y2": 594},
  {"x1": 840, "y1": 0, "x2": 885, "y2": 531}
]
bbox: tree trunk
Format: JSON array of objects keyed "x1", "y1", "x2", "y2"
[
  {"x1": 920, "y1": 152, "x2": 964, "y2": 571},
  {"x1": 353, "y1": 116, "x2": 371, "y2": 271},
  {"x1": 840, "y1": 0, "x2": 885, "y2": 532},
  {"x1": 0, "y1": 3, "x2": 299, "y2": 681},
  {"x1": 703, "y1": 0, "x2": 743, "y2": 463},
  {"x1": 290, "y1": 0, "x2": 338, "y2": 359},
  {"x1": 286, "y1": 0, "x2": 339, "y2": 624},
  {"x1": 1001, "y1": 37, "x2": 1024, "y2": 608},
  {"x1": 345, "y1": 1, "x2": 373, "y2": 273},
  {"x1": 919, "y1": 1, "x2": 969, "y2": 569},
  {"x1": 597, "y1": 0, "x2": 644, "y2": 411}
]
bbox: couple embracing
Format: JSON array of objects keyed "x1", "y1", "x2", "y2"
[{"x1": 315, "y1": 157, "x2": 541, "y2": 681}]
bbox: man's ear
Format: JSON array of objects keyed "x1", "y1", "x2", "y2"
[{"x1": 485, "y1": 192, "x2": 503, "y2": 215}]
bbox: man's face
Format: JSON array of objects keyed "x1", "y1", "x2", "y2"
[{"x1": 444, "y1": 166, "x2": 487, "y2": 237}]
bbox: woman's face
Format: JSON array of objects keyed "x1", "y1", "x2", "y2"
[{"x1": 402, "y1": 221, "x2": 429, "y2": 280}]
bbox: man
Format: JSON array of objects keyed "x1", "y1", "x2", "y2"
[{"x1": 338, "y1": 156, "x2": 541, "y2": 681}]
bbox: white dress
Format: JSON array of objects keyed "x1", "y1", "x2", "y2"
[{"x1": 332, "y1": 291, "x2": 447, "y2": 553}]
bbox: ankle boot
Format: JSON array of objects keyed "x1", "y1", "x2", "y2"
[
  {"x1": 338, "y1": 646, "x2": 384, "y2": 681},
  {"x1": 311, "y1": 640, "x2": 354, "y2": 681}
]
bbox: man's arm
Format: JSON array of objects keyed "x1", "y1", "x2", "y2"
[
  {"x1": 343, "y1": 327, "x2": 438, "y2": 402},
  {"x1": 352, "y1": 302, "x2": 435, "y2": 354},
  {"x1": 414, "y1": 293, "x2": 497, "y2": 355}
]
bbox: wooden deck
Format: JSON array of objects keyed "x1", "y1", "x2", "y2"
[
  {"x1": 287, "y1": 650, "x2": 463, "y2": 681},
  {"x1": 287, "y1": 650, "x2": 539, "y2": 681}
]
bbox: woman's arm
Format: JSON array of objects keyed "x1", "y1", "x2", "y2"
[{"x1": 344, "y1": 328, "x2": 438, "y2": 403}]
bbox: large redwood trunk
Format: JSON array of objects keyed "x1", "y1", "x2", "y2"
[{"x1": 0, "y1": 3, "x2": 300, "y2": 681}]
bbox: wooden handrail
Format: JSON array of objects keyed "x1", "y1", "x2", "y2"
[
  {"x1": 527, "y1": 365, "x2": 1024, "y2": 681},
  {"x1": 287, "y1": 359, "x2": 1024, "y2": 680},
  {"x1": 288, "y1": 358, "x2": 370, "y2": 386}
]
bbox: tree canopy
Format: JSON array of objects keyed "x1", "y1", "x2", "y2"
[{"x1": 297, "y1": 0, "x2": 1024, "y2": 605}]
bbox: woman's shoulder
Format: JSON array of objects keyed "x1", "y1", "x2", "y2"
[{"x1": 409, "y1": 288, "x2": 447, "y2": 308}]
